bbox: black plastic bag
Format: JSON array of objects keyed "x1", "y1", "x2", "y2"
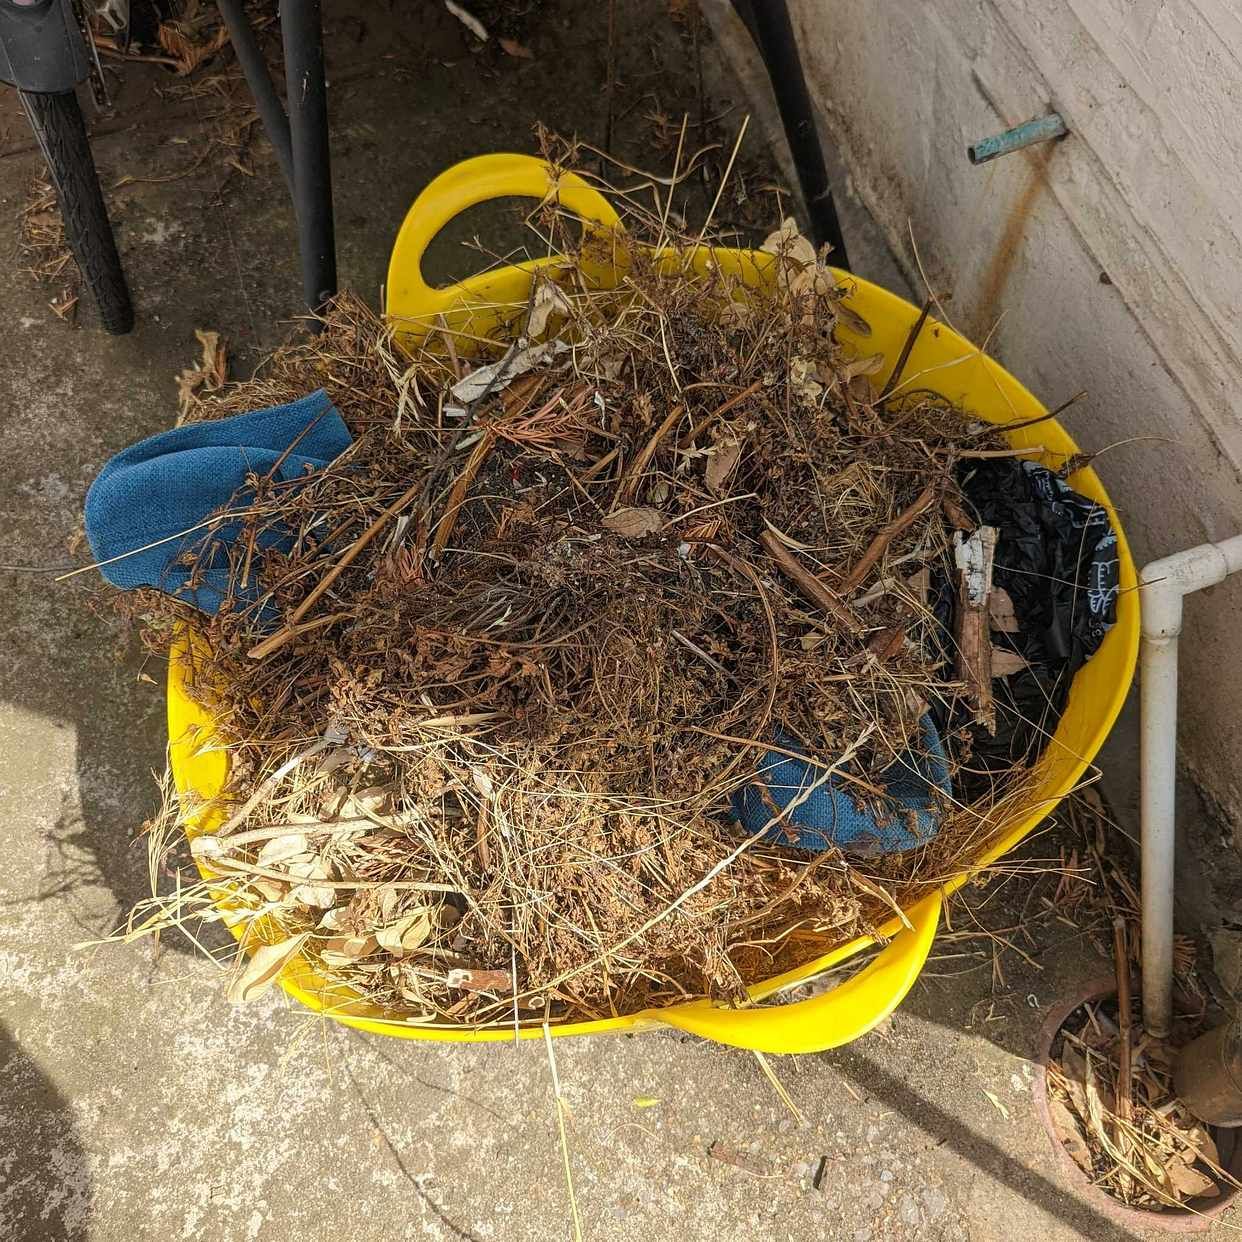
[{"x1": 934, "y1": 458, "x2": 1120, "y2": 790}]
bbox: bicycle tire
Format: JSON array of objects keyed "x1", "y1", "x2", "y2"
[{"x1": 19, "y1": 89, "x2": 134, "y2": 334}]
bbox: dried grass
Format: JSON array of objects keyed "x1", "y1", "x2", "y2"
[
  {"x1": 1048, "y1": 995, "x2": 1240, "y2": 1210},
  {"x1": 100, "y1": 159, "x2": 1059, "y2": 1028}
]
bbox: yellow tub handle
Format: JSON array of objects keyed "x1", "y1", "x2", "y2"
[
  {"x1": 649, "y1": 889, "x2": 943, "y2": 1054},
  {"x1": 385, "y1": 152, "x2": 623, "y2": 333}
]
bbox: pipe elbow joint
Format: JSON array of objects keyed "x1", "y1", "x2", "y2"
[{"x1": 1141, "y1": 543, "x2": 1233, "y2": 639}]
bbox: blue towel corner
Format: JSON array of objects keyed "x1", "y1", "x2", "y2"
[
  {"x1": 731, "y1": 714, "x2": 952, "y2": 857},
  {"x1": 84, "y1": 390, "x2": 352, "y2": 614}
]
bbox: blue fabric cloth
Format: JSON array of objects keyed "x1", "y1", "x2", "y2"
[
  {"x1": 731, "y1": 714, "x2": 952, "y2": 857},
  {"x1": 84, "y1": 390, "x2": 352, "y2": 614}
]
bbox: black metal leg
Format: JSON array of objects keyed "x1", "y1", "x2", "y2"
[
  {"x1": 280, "y1": 0, "x2": 336, "y2": 314},
  {"x1": 217, "y1": 0, "x2": 293, "y2": 190},
  {"x1": 732, "y1": 0, "x2": 850, "y2": 270}
]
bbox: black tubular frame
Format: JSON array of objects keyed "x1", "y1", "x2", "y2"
[
  {"x1": 730, "y1": 0, "x2": 850, "y2": 270},
  {"x1": 216, "y1": 0, "x2": 336, "y2": 316},
  {"x1": 215, "y1": 0, "x2": 846, "y2": 315}
]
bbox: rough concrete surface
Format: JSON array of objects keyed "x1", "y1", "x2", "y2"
[{"x1": 0, "y1": 4, "x2": 1228, "y2": 1239}]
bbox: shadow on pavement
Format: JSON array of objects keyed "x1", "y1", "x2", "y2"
[
  {"x1": 828, "y1": 1044, "x2": 1141, "y2": 1241},
  {"x1": 0, "y1": 1022, "x2": 93, "y2": 1241}
]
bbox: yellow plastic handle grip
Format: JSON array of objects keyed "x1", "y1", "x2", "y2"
[
  {"x1": 385, "y1": 153, "x2": 622, "y2": 327},
  {"x1": 650, "y1": 889, "x2": 942, "y2": 1054}
]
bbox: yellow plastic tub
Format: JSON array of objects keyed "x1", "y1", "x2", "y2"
[{"x1": 168, "y1": 154, "x2": 1139, "y2": 1053}]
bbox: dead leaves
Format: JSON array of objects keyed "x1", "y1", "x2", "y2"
[
  {"x1": 526, "y1": 280, "x2": 573, "y2": 340},
  {"x1": 704, "y1": 434, "x2": 742, "y2": 492},
  {"x1": 1049, "y1": 1096, "x2": 1094, "y2": 1174},
  {"x1": 1166, "y1": 1156, "x2": 1219, "y2": 1200},
  {"x1": 227, "y1": 933, "x2": 309, "y2": 1003},
  {"x1": 1048, "y1": 1003, "x2": 1232, "y2": 1208},
  {"x1": 287, "y1": 857, "x2": 335, "y2": 908},
  {"x1": 991, "y1": 649, "x2": 1030, "y2": 677},
  {"x1": 158, "y1": 18, "x2": 230, "y2": 75},
  {"x1": 320, "y1": 933, "x2": 377, "y2": 968},
  {"x1": 177, "y1": 328, "x2": 228, "y2": 418},
  {"x1": 257, "y1": 833, "x2": 307, "y2": 866},
  {"x1": 376, "y1": 910, "x2": 434, "y2": 956},
  {"x1": 761, "y1": 217, "x2": 837, "y2": 308},
  {"x1": 602, "y1": 506, "x2": 664, "y2": 539}
]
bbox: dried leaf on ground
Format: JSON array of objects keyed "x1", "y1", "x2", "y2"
[
  {"x1": 321, "y1": 934, "x2": 378, "y2": 967},
  {"x1": 177, "y1": 329, "x2": 228, "y2": 416},
  {"x1": 760, "y1": 217, "x2": 817, "y2": 269},
  {"x1": 602, "y1": 506, "x2": 664, "y2": 538},
  {"x1": 1167, "y1": 1157, "x2": 1220, "y2": 1199},
  {"x1": 257, "y1": 833, "x2": 308, "y2": 865},
  {"x1": 287, "y1": 857, "x2": 335, "y2": 908},
  {"x1": 527, "y1": 281, "x2": 573, "y2": 340},
  {"x1": 842, "y1": 352, "x2": 885, "y2": 380},
  {"x1": 376, "y1": 911, "x2": 434, "y2": 955},
  {"x1": 705, "y1": 435, "x2": 742, "y2": 492},
  {"x1": 499, "y1": 37, "x2": 534, "y2": 59}
]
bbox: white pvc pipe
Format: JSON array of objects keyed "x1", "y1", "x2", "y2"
[
  {"x1": 1140, "y1": 628, "x2": 1180, "y2": 1038},
  {"x1": 1140, "y1": 535, "x2": 1242, "y2": 1038}
]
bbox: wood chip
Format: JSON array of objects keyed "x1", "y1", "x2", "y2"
[
  {"x1": 759, "y1": 530, "x2": 860, "y2": 634},
  {"x1": 942, "y1": 495, "x2": 974, "y2": 531},
  {"x1": 446, "y1": 967, "x2": 511, "y2": 992},
  {"x1": 954, "y1": 526, "x2": 998, "y2": 732}
]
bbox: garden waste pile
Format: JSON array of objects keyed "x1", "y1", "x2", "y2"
[{"x1": 97, "y1": 197, "x2": 1117, "y2": 1028}]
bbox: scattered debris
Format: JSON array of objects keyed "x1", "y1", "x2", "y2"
[
  {"x1": 707, "y1": 1141, "x2": 774, "y2": 1178},
  {"x1": 499, "y1": 37, "x2": 534, "y2": 60},
  {"x1": 982, "y1": 1088, "x2": 1011, "y2": 1120},
  {"x1": 445, "y1": 0, "x2": 488, "y2": 43},
  {"x1": 18, "y1": 172, "x2": 79, "y2": 323},
  {"x1": 1047, "y1": 994, "x2": 1240, "y2": 1208},
  {"x1": 177, "y1": 329, "x2": 229, "y2": 417},
  {"x1": 158, "y1": 0, "x2": 231, "y2": 75},
  {"x1": 988, "y1": 585, "x2": 1020, "y2": 633}
]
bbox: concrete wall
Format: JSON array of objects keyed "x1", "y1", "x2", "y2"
[{"x1": 705, "y1": 0, "x2": 1242, "y2": 934}]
